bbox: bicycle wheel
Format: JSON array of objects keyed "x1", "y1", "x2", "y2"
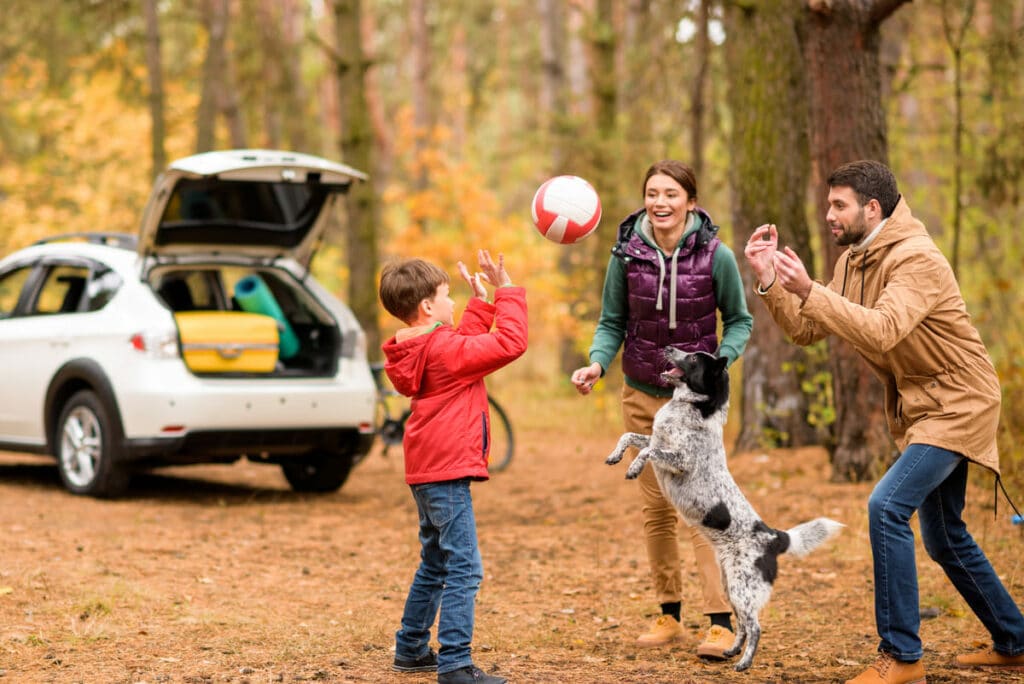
[{"x1": 486, "y1": 395, "x2": 515, "y2": 472}]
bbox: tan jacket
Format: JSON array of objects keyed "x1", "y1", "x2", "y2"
[{"x1": 758, "y1": 197, "x2": 1001, "y2": 474}]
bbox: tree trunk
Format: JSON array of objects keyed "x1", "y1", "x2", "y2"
[
  {"x1": 196, "y1": 0, "x2": 228, "y2": 153},
  {"x1": 538, "y1": 0, "x2": 566, "y2": 159},
  {"x1": 358, "y1": 8, "x2": 392, "y2": 182},
  {"x1": 940, "y1": 0, "x2": 975, "y2": 278},
  {"x1": 332, "y1": 0, "x2": 382, "y2": 360},
  {"x1": 281, "y1": 0, "x2": 309, "y2": 152},
  {"x1": 620, "y1": 0, "x2": 654, "y2": 167},
  {"x1": 690, "y1": 0, "x2": 710, "y2": 178},
  {"x1": 801, "y1": 0, "x2": 910, "y2": 480},
  {"x1": 141, "y1": 0, "x2": 166, "y2": 178},
  {"x1": 409, "y1": 0, "x2": 431, "y2": 225},
  {"x1": 220, "y1": 43, "x2": 247, "y2": 148},
  {"x1": 254, "y1": 0, "x2": 282, "y2": 149},
  {"x1": 724, "y1": 0, "x2": 820, "y2": 454},
  {"x1": 554, "y1": 0, "x2": 619, "y2": 376}
]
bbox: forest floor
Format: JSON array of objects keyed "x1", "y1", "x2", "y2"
[{"x1": 1, "y1": 390, "x2": 1022, "y2": 684}]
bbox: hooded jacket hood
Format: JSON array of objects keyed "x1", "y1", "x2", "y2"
[{"x1": 383, "y1": 325, "x2": 438, "y2": 397}]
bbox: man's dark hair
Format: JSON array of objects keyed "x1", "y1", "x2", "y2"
[{"x1": 827, "y1": 160, "x2": 900, "y2": 218}]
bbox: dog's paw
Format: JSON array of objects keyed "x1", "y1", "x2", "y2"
[
  {"x1": 625, "y1": 463, "x2": 643, "y2": 479},
  {"x1": 605, "y1": 452, "x2": 623, "y2": 466}
]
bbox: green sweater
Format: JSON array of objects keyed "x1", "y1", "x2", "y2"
[{"x1": 588, "y1": 214, "x2": 753, "y2": 397}]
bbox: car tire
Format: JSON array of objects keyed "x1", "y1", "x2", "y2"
[
  {"x1": 280, "y1": 448, "x2": 353, "y2": 493},
  {"x1": 56, "y1": 389, "x2": 130, "y2": 497}
]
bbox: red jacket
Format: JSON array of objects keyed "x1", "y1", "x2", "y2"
[{"x1": 381, "y1": 287, "x2": 528, "y2": 485}]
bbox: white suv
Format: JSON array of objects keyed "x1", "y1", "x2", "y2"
[{"x1": 0, "y1": 149, "x2": 377, "y2": 497}]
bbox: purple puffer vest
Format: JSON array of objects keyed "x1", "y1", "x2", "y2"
[{"x1": 616, "y1": 209, "x2": 720, "y2": 389}]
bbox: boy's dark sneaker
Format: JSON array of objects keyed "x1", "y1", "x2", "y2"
[
  {"x1": 393, "y1": 649, "x2": 438, "y2": 673},
  {"x1": 437, "y1": 665, "x2": 507, "y2": 684}
]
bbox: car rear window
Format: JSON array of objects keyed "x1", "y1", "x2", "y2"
[{"x1": 157, "y1": 178, "x2": 331, "y2": 248}]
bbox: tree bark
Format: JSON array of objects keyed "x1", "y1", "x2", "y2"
[
  {"x1": 196, "y1": 0, "x2": 228, "y2": 153},
  {"x1": 554, "y1": 0, "x2": 619, "y2": 375},
  {"x1": 724, "y1": 0, "x2": 820, "y2": 455},
  {"x1": 141, "y1": 0, "x2": 166, "y2": 178},
  {"x1": 940, "y1": 0, "x2": 976, "y2": 278},
  {"x1": 409, "y1": 0, "x2": 431, "y2": 222},
  {"x1": 256, "y1": 0, "x2": 284, "y2": 149},
  {"x1": 280, "y1": 0, "x2": 309, "y2": 152},
  {"x1": 538, "y1": 0, "x2": 566, "y2": 152},
  {"x1": 801, "y1": 0, "x2": 910, "y2": 480},
  {"x1": 332, "y1": 0, "x2": 381, "y2": 360},
  {"x1": 690, "y1": 0, "x2": 710, "y2": 178}
]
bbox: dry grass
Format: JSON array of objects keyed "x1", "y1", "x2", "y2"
[{"x1": 1, "y1": 385, "x2": 1022, "y2": 683}]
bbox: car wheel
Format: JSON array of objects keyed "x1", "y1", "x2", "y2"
[
  {"x1": 56, "y1": 390, "x2": 130, "y2": 497},
  {"x1": 280, "y1": 448, "x2": 353, "y2": 493}
]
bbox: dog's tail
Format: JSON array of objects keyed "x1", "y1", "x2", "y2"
[{"x1": 784, "y1": 518, "x2": 844, "y2": 557}]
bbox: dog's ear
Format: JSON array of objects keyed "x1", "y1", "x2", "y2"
[{"x1": 714, "y1": 355, "x2": 729, "y2": 374}]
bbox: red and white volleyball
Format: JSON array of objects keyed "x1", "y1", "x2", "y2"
[{"x1": 531, "y1": 175, "x2": 602, "y2": 244}]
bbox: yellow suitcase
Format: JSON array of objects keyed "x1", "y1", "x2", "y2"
[{"x1": 175, "y1": 311, "x2": 280, "y2": 374}]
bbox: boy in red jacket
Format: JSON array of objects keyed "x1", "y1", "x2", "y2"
[{"x1": 379, "y1": 250, "x2": 527, "y2": 684}]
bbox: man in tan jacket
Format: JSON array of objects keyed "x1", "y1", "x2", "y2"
[{"x1": 744, "y1": 160, "x2": 1024, "y2": 684}]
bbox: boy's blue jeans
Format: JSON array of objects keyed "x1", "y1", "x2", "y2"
[
  {"x1": 395, "y1": 478, "x2": 483, "y2": 675},
  {"x1": 868, "y1": 443, "x2": 1024, "y2": 661}
]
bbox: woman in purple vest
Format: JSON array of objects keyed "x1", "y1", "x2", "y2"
[{"x1": 571, "y1": 160, "x2": 752, "y2": 658}]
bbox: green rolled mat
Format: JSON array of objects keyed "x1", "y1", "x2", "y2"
[{"x1": 233, "y1": 274, "x2": 301, "y2": 359}]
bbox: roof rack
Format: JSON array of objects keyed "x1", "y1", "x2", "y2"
[{"x1": 32, "y1": 233, "x2": 137, "y2": 250}]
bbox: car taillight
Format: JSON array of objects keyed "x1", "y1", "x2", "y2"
[{"x1": 129, "y1": 331, "x2": 179, "y2": 359}]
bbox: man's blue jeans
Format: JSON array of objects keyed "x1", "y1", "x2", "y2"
[
  {"x1": 395, "y1": 478, "x2": 483, "y2": 675},
  {"x1": 868, "y1": 443, "x2": 1024, "y2": 661}
]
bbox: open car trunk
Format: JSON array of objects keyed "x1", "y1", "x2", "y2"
[{"x1": 151, "y1": 265, "x2": 340, "y2": 378}]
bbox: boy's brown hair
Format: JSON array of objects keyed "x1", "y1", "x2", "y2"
[{"x1": 379, "y1": 258, "x2": 450, "y2": 323}]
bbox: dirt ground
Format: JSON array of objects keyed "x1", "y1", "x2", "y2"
[{"x1": 1, "y1": 391, "x2": 1022, "y2": 684}]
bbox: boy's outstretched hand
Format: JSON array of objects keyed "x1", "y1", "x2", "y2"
[
  {"x1": 477, "y1": 250, "x2": 511, "y2": 288},
  {"x1": 458, "y1": 250, "x2": 512, "y2": 299},
  {"x1": 457, "y1": 260, "x2": 488, "y2": 299}
]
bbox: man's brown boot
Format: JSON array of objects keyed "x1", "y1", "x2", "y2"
[
  {"x1": 845, "y1": 651, "x2": 926, "y2": 684},
  {"x1": 955, "y1": 647, "x2": 1024, "y2": 669},
  {"x1": 635, "y1": 615, "x2": 683, "y2": 648}
]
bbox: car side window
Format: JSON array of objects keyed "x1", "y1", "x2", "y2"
[
  {"x1": 0, "y1": 266, "x2": 34, "y2": 318},
  {"x1": 33, "y1": 265, "x2": 93, "y2": 315}
]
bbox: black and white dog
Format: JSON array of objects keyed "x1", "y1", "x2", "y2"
[{"x1": 605, "y1": 348, "x2": 842, "y2": 672}]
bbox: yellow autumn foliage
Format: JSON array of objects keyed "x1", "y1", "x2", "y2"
[{"x1": 0, "y1": 45, "x2": 195, "y2": 254}]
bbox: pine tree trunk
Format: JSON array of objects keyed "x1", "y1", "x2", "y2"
[
  {"x1": 724, "y1": 0, "x2": 820, "y2": 455},
  {"x1": 802, "y1": 0, "x2": 911, "y2": 480},
  {"x1": 195, "y1": 0, "x2": 227, "y2": 153},
  {"x1": 141, "y1": 0, "x2": 166, "y2": 178},
  {"x1": 333, "y1": 0, "x2": 382, "y2": 360},
  {"x1": 557, "y1": 0, "x2": 619, "y2": 375}
]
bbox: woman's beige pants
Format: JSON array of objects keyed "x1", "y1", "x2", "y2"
[{"x1": 621, "y1": 385, "x2": 731, "y2": 615}]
